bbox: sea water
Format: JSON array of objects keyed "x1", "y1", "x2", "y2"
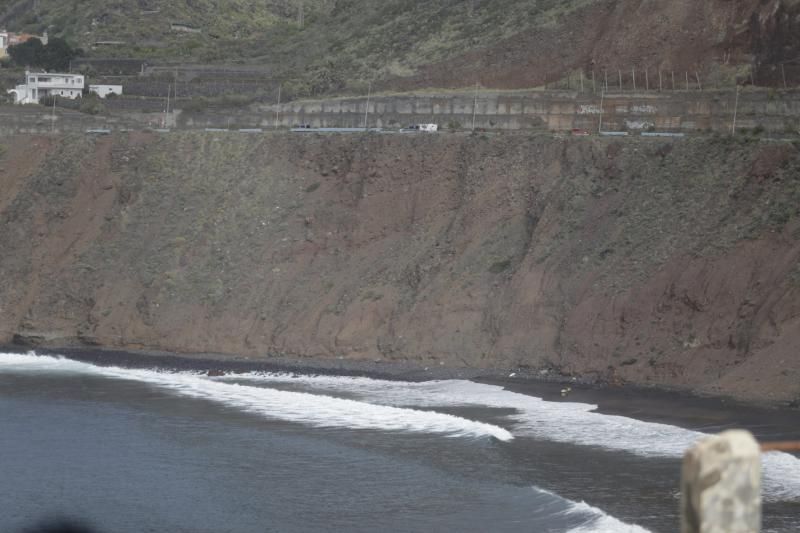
[{"x1": 1, "y1": 352, "x2": 798, "y2": 532}]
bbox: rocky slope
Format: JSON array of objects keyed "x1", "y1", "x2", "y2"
[
  {"x1": 0, "y1": 132, "x2": 799, "y2": 404},
  {"x1": 2, "y1": 0, "x2": 798, "y2": 92}
]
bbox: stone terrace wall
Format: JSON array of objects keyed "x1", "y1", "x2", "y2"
[
  {"x1": 3, "y1": 88, "x2": 799, "y2": 135},
  {"x1": 0, "y1": 106, "x2": 141, "y2": 135},
  {"x1": 202, "y1": 89, "x2": 799, "y2": 133}
]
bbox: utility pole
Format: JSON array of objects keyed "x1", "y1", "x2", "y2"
[
  {"x1": 164, "y1": 83, "x2": 171, "y2": 128},
  {"x1": 781, "y1": 63, "x2": 787, "y2": 89},
  {"x1": 363, "y1": 81, "x2": 371, "y2": 130},
  {"x1": 731, "y1": 85, "x2": 740, "y2": 136},
  {"x1": 51, "y1": 95, "x2": 56, "y2": 133},
  {"x1": 275, "y1": 83, "x2": 281, "y2": 129},
  {"x1": 297, "y1": 0, "x2": 304, "y2": 28},
  {"x1": 632, "y1": 68, "x2": 636, "y2": 91},
  {"x1": 598, "y1": 89, "x2": 605, "y2": 134},
  {"x1": 472, "y1": 82, "x2": 478, "y2": 130}
]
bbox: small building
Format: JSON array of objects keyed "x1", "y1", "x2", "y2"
[
  {"x1": 89, "y1": 84, "x2": 123, "y2": 98},
  {"x1": 0, "y1": 30, "x2": 8, "y2": 58},
  {"x1": 8, "y1": 30, "x2": 48, "y2": 46},
  {"x1": 8, "y1": 71, "x2": 85, "y2": 104}
]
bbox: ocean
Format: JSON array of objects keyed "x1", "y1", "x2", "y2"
[{"x1": 1, "y1": 352, "x2": 798, "y2": 532}]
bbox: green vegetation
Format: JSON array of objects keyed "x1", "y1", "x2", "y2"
[
  {"x1": 7, "y1": 37, "x2": 81, "y2": 70},
  {"x1": 0, "y1": 0, "x2": 596, "y2": 94}
]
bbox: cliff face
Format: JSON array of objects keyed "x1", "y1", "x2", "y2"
[{"x1": 1, "y1": 132, "x2": 799, "y2": 403}]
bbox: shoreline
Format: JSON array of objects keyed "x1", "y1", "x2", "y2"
[{"x1": 2, "y1": 343, "x2": 799, "y2": 442}]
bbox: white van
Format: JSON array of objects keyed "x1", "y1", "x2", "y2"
[
  {"x1": 405, "y1": 123, "x2": 438, "y2": 133},
  {"x1": 417, "y1": 123, "x2": 438, "y2": 132}
]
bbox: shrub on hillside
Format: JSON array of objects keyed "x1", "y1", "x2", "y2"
[{"x1": 79, "y1": 94, "x2": 105, "y2": 115}]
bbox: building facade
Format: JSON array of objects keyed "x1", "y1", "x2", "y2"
[
  {"x1": 8, "y1": 30, "x2": 48, "y2": 46},
  {"x1": 9, "y1": 71, "x2": 85, "y2": 104}
]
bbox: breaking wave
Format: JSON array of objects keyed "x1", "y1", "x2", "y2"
[
  {"x1": 562, "y1": 500, "x2": 651, "y2": 533},
  {"x1": 0, "y1": 352, "x2": 511, "y2": 441},
  {"x1": 3, "y1": 350, "x2": 798, "y2": 533},
  {"x1": 223, "y1": 372, "x2": 800, "y2": 502}
]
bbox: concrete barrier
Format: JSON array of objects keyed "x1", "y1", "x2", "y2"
[
  {"x1": 237, "y1": 89, "x2": 800, "y2": 134},
  {"x1": 681, "y1": 430, "x2": 761, "y2": 533}
]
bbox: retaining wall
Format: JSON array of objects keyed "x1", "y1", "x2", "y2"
[
  {"x1": 187, "y1": 89, "x2": 800, "y2": 133},
  {"x1": 0, "y1": 106, "x2": 142, "y2": 135},
  {"x1": 3, "y1": 88, "x2": 800, "y2": 135}
]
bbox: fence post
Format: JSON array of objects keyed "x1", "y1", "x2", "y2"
[{"x1": 681, "y1": 430, "x2": 761, "y2": 533}]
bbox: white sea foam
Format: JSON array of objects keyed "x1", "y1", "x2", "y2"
[
  {"x1": 3, "y1": 351, "x2": 799, "y2": 507},
  {"x1": 0, "y1": 352, "x2": 656, "y2": 533},
  {"x1": 225, "y1": 372, "x2": 800, "y2": 502},
  {"x1": 0, "y1": 352, "x2": 512, "y2": 441},
  {"x1": 563, "y1": 501, "x2": 652, "y2": 533}
]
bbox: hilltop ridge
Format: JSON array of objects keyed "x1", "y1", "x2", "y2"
[{"x1": 1, "y1": 0, "x2": 799, "y2": 96}]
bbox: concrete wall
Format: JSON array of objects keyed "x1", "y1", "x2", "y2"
[
  {"x1": 0, "y1": 106, "x2": 141, "y2": 135},
  {"x1": 177, "y1": 89, "x2": 799, "y2": 134},
  {"x1": 4, "y1": 88, "x2": 799, "y2": 135}
]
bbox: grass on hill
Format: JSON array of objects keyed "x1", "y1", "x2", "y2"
[{"x1": 0, "y1": 0, "x2": 596, "y2": 96}]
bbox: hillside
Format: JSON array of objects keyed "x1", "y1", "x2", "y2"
[
  {"x1": 1, "y1": 132, "x2": 799, "y2": 404},
  {"x1": 2, "y1": 0, "x2": 799, "y2": 96}
]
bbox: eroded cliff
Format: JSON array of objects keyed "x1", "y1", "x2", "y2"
[{"x1": 1, "y1": 132, "x2": 799, "y2": 403}]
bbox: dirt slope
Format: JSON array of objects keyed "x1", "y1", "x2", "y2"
[
  {"x1": 394, "y1": 0, "x2": 800, "y2": 91},
  {"x1": 0, "y1": 132, "x2": 799, "y2": 404}
]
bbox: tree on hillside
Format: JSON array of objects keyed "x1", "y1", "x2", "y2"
[
  {"x1": 7, "y1": 37, "x2": 80, "y2": 71},
  {"x1": 7, "y1": 38, "x2": 44, "y2": 67},
  {"x1": 36, "y1": 38, "x2": 78, "y2": 71}
]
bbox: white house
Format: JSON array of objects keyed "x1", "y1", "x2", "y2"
[
  {"x1": 8, "y1": 71, "x2": 85, "y2": 104},
  {"x1": 89, "y1": 84, "x2": 123, "y2": 98},
  {"x1": 0, "y1": 31, "x2": 8, "y2": 58}
]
